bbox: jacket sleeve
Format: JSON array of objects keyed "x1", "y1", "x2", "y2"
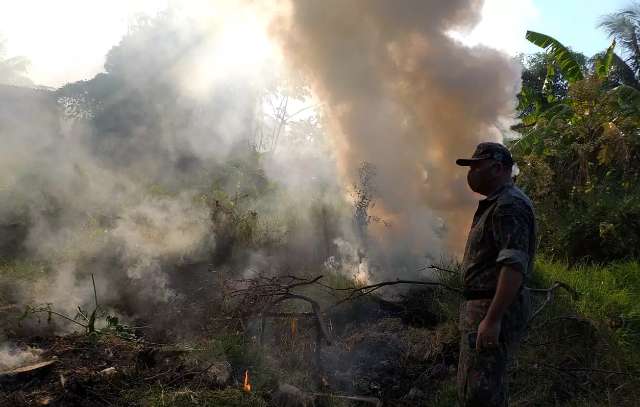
[{"x1": 491, "y1": 200, "x2": 534, "y2": 277}]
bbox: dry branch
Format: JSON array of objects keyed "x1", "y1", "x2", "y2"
[
  {"x1": 327, "y1": 279, "x2": 461, "y2": 309},
  {"x1": 418, "y1": 264, "x2": 459, "y2": 274},
  {"x1": 529, "y1": 281, "x2": 579, "y2": 322},
  {"x1": 312, "y1": 392, "x2": 382, "y2": 406},
  {"x1": 261, "y1": 293, "x2": 332, "y2": 345}
]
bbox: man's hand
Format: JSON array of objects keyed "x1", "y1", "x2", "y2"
[
  {"x1": 476, "y1": 317, "x2": 501, "y2": 350},
  {"x1": 475, "y1": 264, "x2": 523, "y2": 350}
]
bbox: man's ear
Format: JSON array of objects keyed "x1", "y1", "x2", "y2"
[
  {"x1": 490, "y1": 161, "x2": 502, "y2": 176},
  {"x1": 498, "y1": 162, "x2": 510, "y2": 177}
]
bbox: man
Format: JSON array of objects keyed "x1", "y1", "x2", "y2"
[{"x1": 455, "y1": 142, "x2": 536, "y2": 406}]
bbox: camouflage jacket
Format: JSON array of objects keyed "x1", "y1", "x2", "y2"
[{"x1": 461, "y1": 182, "x2": 536, "y2": 293}]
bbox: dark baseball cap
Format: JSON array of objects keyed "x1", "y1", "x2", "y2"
[{"x1": 456, "y1": 142, "x2": 514, "y2": 167}]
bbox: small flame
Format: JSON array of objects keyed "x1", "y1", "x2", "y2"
[{"x1": 243, "y1": 370, "x2": 251, "y2": 393}]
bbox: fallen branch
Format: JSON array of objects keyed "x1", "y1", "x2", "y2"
[
  {"x1": 230, "y1": 273, "x2": 577, "y2": 324},
  {"x1": 419, "y1": 264, "x2": 459, "y2": 275},
  {"x1": 260, "y1": 293, "x2": 332, "y2": 345},
  {"x1": 529, "y1": 281, "x2": 579, "y2": 322},
  {"x1": 264, "y1": 312, "x2": 314, "y2": 318},
  {"x1": 328, "y1": 279, "x2": 461, "y2": 309},
  {"x1": 25, "y1": 305, "x2": 89, "y2": 330},
  {"x1": 229, "y1": 275, "x2": 324, "y2": 299},
  {"x1": 312, "y1": 392, "x2": 382, "y2": 406}
]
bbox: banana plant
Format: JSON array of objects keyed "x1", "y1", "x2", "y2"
[
  {"x1": 526, "y1": 31, "x2": 584, "y2": 83},
  {"x1": 595, "y1": 40, "x2": 617, "y2": 79}
]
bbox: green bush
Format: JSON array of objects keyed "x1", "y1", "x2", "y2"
[{"x1": 513, "y1": 74, "x2": 640, "y2": 263}]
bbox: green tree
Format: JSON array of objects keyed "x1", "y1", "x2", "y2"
[
  {"x1": 516, "y1": 33, "x2": 588, "y2": 130},
  {"x1": 513, "y1": 32, "x2": 640, "y2": 262},
  {"x1": 599, "y1": 3, "x2": 640, "y2": 75}
]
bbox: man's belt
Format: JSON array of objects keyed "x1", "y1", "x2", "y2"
[{"x1": 462, "y1": 289, "x2": 496, "y2": 300}]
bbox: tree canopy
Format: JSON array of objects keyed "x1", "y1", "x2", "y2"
[{"x1": 512, "y1": 25, "x2": 640, "y2": 262}]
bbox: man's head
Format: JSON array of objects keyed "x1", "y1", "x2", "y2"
[{"x1": 456, "y1": 142, "x2": 513, "y2": 196}]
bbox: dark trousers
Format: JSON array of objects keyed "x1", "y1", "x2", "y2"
[{"x1": 457, "y1": 298, "x2": 527, "y2": 407}]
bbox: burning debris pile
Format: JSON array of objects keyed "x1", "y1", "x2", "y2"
[
  {"x1": 0, "y1": 262, "x2": 624, "y2": 406},
  {"x1": 0, "y1": 334, "x2": 247, "y2": 406},
  {"x1": 0, "y1": 276, "x2": 464, "y2": 406}
]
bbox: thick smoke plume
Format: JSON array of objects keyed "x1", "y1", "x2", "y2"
[
  {"x1": 0, "y1": 1, "x2": 523, "y2": 340},
  {"x1": 274, "y1": 0, "x2": 521, "y2": 259},
  {"x1": 0, "y1": 5, "x2": 348, "y2": 338}
]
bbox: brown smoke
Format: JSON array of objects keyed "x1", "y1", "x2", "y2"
[{"x1": 273, "y1": 0, "x2": 520, "y2": 256}]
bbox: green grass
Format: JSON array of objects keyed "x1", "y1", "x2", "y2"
[
  {"x1": 428, "y1": 380, "x2": 458, "y2": 407},
  {"x1": 0, "y1": 259, "x2": 48, "y2": 282},
  {"x1": 0, "y1": 259, "x2": 48, "y2": 309},
  {"x1": 125, "y1": 387, "x2": 268, "y2": 407},
  {"x1": 533, "y1": 258, "x2": 640, "y2": 350},
  {"x1": 508, "y1": 258, "x2": 640, "y2": 405}
]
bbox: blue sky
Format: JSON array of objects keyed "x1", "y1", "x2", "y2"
[
  {"x1": 526, "y1": 0, "x2": 630, "y2": 56},
  {"x1": 0, "y1": 0, "x2": 635, "y2": 87},
  {"x1": 455, "y1": 0, "x2": 633, "y2": 58}
]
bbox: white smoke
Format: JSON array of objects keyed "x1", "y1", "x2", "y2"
[{"x1": 0, "y1": 345, "x2": 42, "y2": 371}]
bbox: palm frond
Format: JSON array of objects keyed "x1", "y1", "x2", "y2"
[
  {"x1": 611, "y1": 52, "x2": 640, "y2": 88},
  {"x1": 599, "y1": 8, "x2": 640, "y2": 73}
]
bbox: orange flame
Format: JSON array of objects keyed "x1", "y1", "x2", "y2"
[
  {"x1": 290, "y1": 318, "x2": 297, "y2": 338},
  {"x1": 243, "y1": 370, "x2": 251, "y2": 392}
]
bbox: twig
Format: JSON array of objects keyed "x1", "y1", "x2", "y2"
[
  {"x1": 143, "y1": 370, "x2": 173, "y2": 382},
  {"x1": 528, "y1": 281, "x2": 578, "y2": 298},
  {"x1": 92, "y1": 273, "x2": 98, "y2": 309},
  {"x1": 328, "y1": 279, "x2": 461, "y2": 309},
  {"x1": 265, "y1": 312, "x2": 314, "y2": 318},
  {"x1": 85, "y1": 274, "x2": 99, "y2": 333},
  {"x1": 423, "y1": 264, "x2": 458, "y2": 274},
  {"x1": 312, "y1": 392, "x2": 382, "y2": 407},
  {"x1": 76, "y1": 306, "x2": 89, "y2": 322},
  {"x1": 529, "y1": 281, "x2": 579, "y2": 322},
  {"x1": 229, "y1": 275, "x2": 324, "y2": 298},
  {"x1": 29, "y1": 308, "x2": 88, "y2": 329},
  {"x1": 261, "y1": 293, "x2": 332, "y2": 344}
]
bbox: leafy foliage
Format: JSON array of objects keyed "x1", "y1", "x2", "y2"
[
  {"x1": 599, "y1": 3, "x2": 640, "y2": 74},
  {"x1": 514, "y1": 76, "x2": 640, "y2": 262},
  {"x1": 595, "y1": 40, "x2": 617, "y2": 79},
  {"x1": 515, "y1": 27, "x2": 640, "y2": 262},
  {"x1": 526, "y1": 31, "x2": 585, "y2": 83},
  {"x1": 516, "y1": 25, "x2": 640, "y2": 262}
]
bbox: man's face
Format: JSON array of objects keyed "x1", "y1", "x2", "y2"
[{"x1": 467, "y1": 159, "x2": 500, "y2": 195}]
